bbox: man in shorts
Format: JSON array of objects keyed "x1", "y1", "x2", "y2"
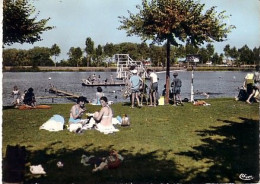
[
  {"x1": 147, "y1": 69, "x2": 158, "y2": 107},
  {"x1": 130, "y1": 69, "x2": 142, "y2": 108},
  {"x1": 171, "y1": 72, "x2": 182, "y2": 106}
]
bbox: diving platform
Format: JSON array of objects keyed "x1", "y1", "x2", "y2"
[{"x1": 113, "y1": 54, "x2": 148, "y2": 80}]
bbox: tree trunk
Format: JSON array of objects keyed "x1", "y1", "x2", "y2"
[{"x1": 165, "y1": 39, "x2": 171, "y2": 104}]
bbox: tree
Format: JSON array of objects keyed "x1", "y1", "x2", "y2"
[
  {"x1": 95, "y1": 44, "x2": 103, "y2": 66},
  {"x1": 252, "y1": 47, "x2": 260, "y2": 66},
  {"x1": 27, "y1": 47, "x2": 54, "y2": 67},
  {"x1": 3, "y1": 0, "x2": 53, "y2": 45},
  {"x1": 137, "y1": 42, "x2": 150, "y2": 60},
  {"x1": 68, "y1": 47, "x2": 83, "y2": 67},
  {"x1": 206, "y1": 44, "x2": 215, "y2": 61},
  {"x1": 198, "y1": 47, "x2": 208, "y2": 64},
  {"x1": 119, "y1": 0, "x2": 234, "y2": 103},
  {"x1": 85, "y1": 37, "x2": 95, "y2": 66},
  {"x1": 50, "y1": 44, "x2": 61, "y2": 67},
  {"x1": 238, "y1": 45, "x2": 254, "y2": 65},
  {"x1": 149, "y1": 44, "x2": 165, "y2": 67},
  {"x1": 223, "y1": 44, "x2": 231, "y2": 58},
  {"x1": 103, "y1": 43, "x2": 116, "y2": 57}
]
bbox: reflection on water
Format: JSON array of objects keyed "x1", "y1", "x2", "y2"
[{"x1": 2, "y1": 71, "x2": 247, "y2": 106}]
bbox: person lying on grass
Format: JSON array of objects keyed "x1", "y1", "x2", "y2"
[{"x1": 68, "y1": 96, "x2": 88, "y2": 126}]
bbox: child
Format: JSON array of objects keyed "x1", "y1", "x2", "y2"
[
  {"x1": 171, "y1": 72, "x2": 183, "y2": 106},
  {"x1": 11, "y1": 86, "x2": 21, "y2": 107}
]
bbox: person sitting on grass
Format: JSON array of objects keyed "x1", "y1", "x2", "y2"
[
  {"x1": 92, "y1": 96, "x2": 119, "y2": 134},
  {"x1": 23, "y1": 87, "x2": 36, "y2": 107},
  {"x1": 69, "y1": 96, "x2": 88, "y2": 126},
  {"x1": 11, "y1": 85, "x2": 21, "y2": 107}
]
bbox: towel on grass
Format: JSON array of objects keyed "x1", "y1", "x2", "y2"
[{"x1": 40, "y1": 114, "x2": 64, "y2": 131}]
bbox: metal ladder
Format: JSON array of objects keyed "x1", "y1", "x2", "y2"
[{"x1": 114, "y1": 54, "x2": 148, "y2": 79}]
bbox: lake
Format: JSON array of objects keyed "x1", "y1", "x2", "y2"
[{"x1": 2, "y1": 71, "x2": 247, "y2": 106}]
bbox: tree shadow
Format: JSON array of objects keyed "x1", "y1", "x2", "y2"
[
  {"x1": 177, "y1": 117, "x2": 259, "y2": 183},
  {"x1": 3, "y1": 143, "x2": 186, "y2": 183}
]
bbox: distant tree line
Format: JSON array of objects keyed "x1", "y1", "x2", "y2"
[
  {"x1": 3, "y1": 38, "x2": 260, "y2": 67},
  {"x1": 3, "y1": 0, "x2": 259, "y2": 68}
]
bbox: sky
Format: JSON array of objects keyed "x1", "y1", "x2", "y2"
[{"x1": 5, "y1": 0, "x2": 260, "y2": 61}]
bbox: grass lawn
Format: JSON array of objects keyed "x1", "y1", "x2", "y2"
[{"x1": 2, "y1": 98, "x2": 259, "y2": 183}]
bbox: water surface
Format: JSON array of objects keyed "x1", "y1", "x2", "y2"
[{"x1": 2, "y1": 71, "x2": 247, "y2": 106}]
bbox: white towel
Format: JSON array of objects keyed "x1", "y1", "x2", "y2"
[{"x1": 30, "y1": 164, "x2": 46, "y2": 174}]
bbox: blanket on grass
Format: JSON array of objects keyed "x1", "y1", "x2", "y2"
[{"x1": 40, "y1": 114, "x2": 64, "y2": 131}]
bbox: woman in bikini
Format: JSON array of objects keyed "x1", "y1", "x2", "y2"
[
  {"x1": 69, "y1": 96, "x2": 87, "y2": 125},
  {"x1": 93, "y1": 96, "x2": 118, "y2": 133},
  {"x1": 93, "y1": 96, "x2": 112, "y2": 126}
]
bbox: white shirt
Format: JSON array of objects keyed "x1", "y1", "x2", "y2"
[{"x1": 149, "y1": 72, "x2": 158, "y2": 83}]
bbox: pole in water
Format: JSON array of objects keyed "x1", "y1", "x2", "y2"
[{"x1": 191, "y1": 65, "x2": 194, "y2": 102}]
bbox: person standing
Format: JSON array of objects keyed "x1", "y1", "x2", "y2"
[
  {"x1": 147, "y1": 69, "x2": 158, "y2": 107},
  {"x1": 129, "y1": 69, "x2": 142, "y2": 108},
  {"x1": 110, "y1": 73, "x2": 114, "y2": 84},
  {"x1": 254, "y1": 65, "x2": 260, "y2": 91},
  {"x1": 171, "y1": 72, "x2": 182, "y2": 106}
]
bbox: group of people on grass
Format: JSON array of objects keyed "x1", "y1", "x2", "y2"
[
  {"x1": 11, "y1": 86, "x2": 36, "y2": 108},
  {"x1": 68, "y1": 95, "x2": 116, "y2": 133},
  {"x1": 11, "y1": 66, "x2": 259, "y2": 133},
  {"x1": 129, "y1": 68, "x2": 183, "y2": 108},
  {"x1": 236, "y1": 65, "x2": 260, "y2": 104}
]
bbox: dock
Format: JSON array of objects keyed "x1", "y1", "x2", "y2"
[
  {"x1": 82, "y1": 82, "x2": 126, "y2": 87},
  {"x1": 48, "y1": 87, "x2": 80, "y2": 98}
]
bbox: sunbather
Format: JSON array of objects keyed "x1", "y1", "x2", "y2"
[
  {"x1": 68, "y1": 96, "x2": 87, "y2": 125},
  {"x1": 92, "y1": 96, "x2": 118, "y2": 134}
]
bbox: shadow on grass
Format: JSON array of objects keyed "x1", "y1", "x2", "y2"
[
  {"x1": 3, "y1": 117, "x2": 258, "y2": 183},
  {"x1": 3, "y1": 143, "x2": 186, "y2": 183},
  {"x1": 177, "y1": 117, "x2": 259, "y2": 183}
]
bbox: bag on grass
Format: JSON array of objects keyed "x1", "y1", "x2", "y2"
[{"x1": 121, "y1": 115, "x2": 130, "y2": 126}]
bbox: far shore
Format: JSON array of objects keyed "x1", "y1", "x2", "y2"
[{"x1": 3, "y1": 65, "x2": 256, "y2": 72}]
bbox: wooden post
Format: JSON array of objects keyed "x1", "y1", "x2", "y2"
[
  {"x1": 165, "y1": 38, "x2": 171, "y2": 104},
  {"x1": 191, "y1": 65, "x2": 194, "y2": 102}
]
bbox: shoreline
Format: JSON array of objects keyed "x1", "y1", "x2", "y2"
[{"x1": 3, "y1": 66, "x2": 255, "y2": 72}]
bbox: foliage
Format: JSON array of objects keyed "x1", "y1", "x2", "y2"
[
  {"x1": 3, "y1": 42, "x2": 259, "y2": 68},
  {"x1": 149, "y1": 44, "x2": 166, "y2": 66},
  {"x1": 103, "y1": 43, "x2": 116, "y2": 57},
  {"x1": 3, "y1": 47, "x2": 54, "y2": 66},
  {"x1": 27, "y1": 47, "x2": 54, "y2": 67},
  {"x1": 118, "y1": 0, "x2": 235, "y2": 103},
  {"x1": 3, "y1": 0, "x2": 53, "y2": 45},
  {"x1": 50, "y1": 44, "x2": 61, "y2": 67},
  {"x1": 118, "y1": 0, "x2": 234, "y2": 46},
  {"x1": 238, "y1": 45, "x2": 254, "y2": 65},
  {"x1": 67, "y1": 47, "x2": 83, "y2": 67},
  {"x1": 85, "y1": 37, "x2": 95, "y2": 66},
  {"x1": 2, "y1": 99, "x2": 259, "y2": 183}
]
